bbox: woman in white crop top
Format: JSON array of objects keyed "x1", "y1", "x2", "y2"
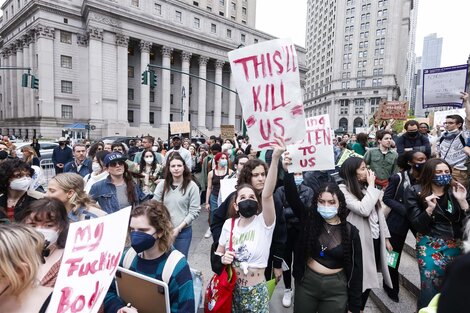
[{"x1": 215, "y1": 139, "x2": 284, "y2": 313}]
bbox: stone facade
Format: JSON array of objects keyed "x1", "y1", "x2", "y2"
[{"x1": 0, "y1": 0, "x2": 306, "y2": 139}]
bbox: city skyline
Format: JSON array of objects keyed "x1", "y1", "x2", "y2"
[{"x1": 256, "y1": 0, "x2": 470, "y2": 67}]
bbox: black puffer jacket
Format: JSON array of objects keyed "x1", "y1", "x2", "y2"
[{"x1": 405, "y1": 184, "x2": 470, "y2": 240}]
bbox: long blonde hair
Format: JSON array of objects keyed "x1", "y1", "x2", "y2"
[
  {"x1": 0, "y1": 224, "x2": 44, "y2": 296},
  {"x1": 51, "y1": 173, "x2": 100, "y2": 213},
  {"x1": 21, "y1": 145, "x2": 37, "y2": 165}
]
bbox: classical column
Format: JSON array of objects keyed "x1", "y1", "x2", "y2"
[
  {"x1": 88, "y1": 27, "x2": 103, "y2": 121},
  {"x1": 160, "y1": 46, "x2": 173, "y2": 127},
  {"x1": 228, "y1": 73, "x2": 236, "y2": 125},
  {"x1": 181, "y1": 51, "x2": 192, "y2": 122},
  {"x1": 213, "y1": 59, "x2": 224, "y2": 131},
  {"x1": 22, "y1": 36, "x2": 31, "y2": 117},
  {"x1": 16, "y1": 40, "x2": 24, "y2": 118},
  {"x1": 116, "y1": 34, "x2": 129, "y2": 126},
  {"x1": 8, "y1": 45, "x2": 16, "y2": 118},
  {"x1": 197, "y1": 56, "x2": 209, "y2": 129},
  {"x1": 36, "y1": 24, "x2": 55, "y2": 117},
  {"x1": 28, "y1": 29, "x2": 36, "y2": 117},
  {"x1": 2, "y1": 49, "x2": 9, "y2": 119},
  {"x1": 139, "y1": 40, "x2": 151, "y2": 126}
]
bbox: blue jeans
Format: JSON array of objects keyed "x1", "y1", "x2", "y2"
[
  {"x1": 209, "y1": 193, "x2": 219, "y2": 224},
  {"x1": 173, "y1": 226, "x2": 192, "y2": 259}
]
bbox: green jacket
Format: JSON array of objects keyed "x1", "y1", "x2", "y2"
[{"x1": 363, "y1": 148, "x2": 398, "y2": 180}]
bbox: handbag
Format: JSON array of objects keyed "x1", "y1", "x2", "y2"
[{"x1": 204, "y1": 218, "x2": 237, "y2": 313}]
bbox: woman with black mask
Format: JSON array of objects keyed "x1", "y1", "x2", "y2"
[{"x1": 382, "y1": 150, "x2": 426, "y2": 302}]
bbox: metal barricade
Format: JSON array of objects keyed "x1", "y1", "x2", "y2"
[{"x1": 39, "y1": 158, "x2": 55, "y2": 186}]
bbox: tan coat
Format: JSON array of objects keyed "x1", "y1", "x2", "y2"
[{"x1": 339, "y1": 184, "x2": 392, "y2": 291}]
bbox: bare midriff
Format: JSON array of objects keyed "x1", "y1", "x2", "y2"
[
  {"x1": 234, "y1": 266, "x2": 266, "y2": 287},
  {"x1": 307, "y1": 258, "x2": 343, "y2": 275}
]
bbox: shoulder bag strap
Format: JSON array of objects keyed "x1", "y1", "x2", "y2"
[
  {"x1": 229, "y1": 217, "x2": 235, "y2": 251},
  {"x1": 162, "y1": 249, "x2": 185, "y2": 284}
]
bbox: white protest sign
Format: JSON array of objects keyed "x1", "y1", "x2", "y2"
[
  {"x1": 220, "y1": 178, "x2": 237, "y2": 203},
  {"x1": 286, "y1": 114, "x2": 335, "y2": 172},
  {"x1": 47, "y1": 207, "x2": 131, "y2": 313},
  {"x1": 228, "y1": 38, "x2": 306, "y2": 150},
  {"x1": 433, "y1": 108, "x2": 465, "y2": 129},
  {"x1": 423, "y1": 64, "x2": 468, "y2": 108}
]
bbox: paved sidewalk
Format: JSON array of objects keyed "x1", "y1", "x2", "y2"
[{"x1": 188, "y1": 208, "x2": 379, "y2": 312}]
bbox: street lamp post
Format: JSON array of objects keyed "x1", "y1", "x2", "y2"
[{"x1": 181, "y1": 86, "x2": 186, "y2": 122}]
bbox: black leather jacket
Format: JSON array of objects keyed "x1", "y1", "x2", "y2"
[{"x1": 405, "y1": 184, "x2": 470, "y2": 240}]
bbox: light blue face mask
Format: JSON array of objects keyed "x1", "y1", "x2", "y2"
[
  {"x1": 317, "y1": 206, "x2": 338, "y2": 220},
  {"x1": 294, "y1": 176, "x2": 304, "y2": 186},
  {"x1": 219, "y1": 159, "x2": 228, "y2": 167}
]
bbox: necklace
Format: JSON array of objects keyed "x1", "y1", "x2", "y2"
[{"x1": 320, "y1": 245, "x2": 327, "y2": 257}]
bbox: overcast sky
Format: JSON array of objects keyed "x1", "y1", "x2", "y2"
[{"x1": 256, "y1": 0, "x2": 470, "y2": 67}]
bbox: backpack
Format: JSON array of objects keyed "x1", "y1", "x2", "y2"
[{"x1": 122, "y1": 248, "x2": 184, "y2": 284}]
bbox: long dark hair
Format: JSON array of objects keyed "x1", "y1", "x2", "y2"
[
  {"x1": 139, "y1": 150, "x2": 158, "y2": 174},
  {"x1": 122, "y1": 162, "x2": 137, "y2": 205},
  {"x1": 356, "y1": 133, "x2": 368, "y2": 149},
  {"x1": 303, "y1": 183, "x2": 351, "y2": 271},
  {"x1": 419, "y1": 158, "x2": 455, "y2": 203},
  {"x1": 339, "y1": 157, "x2": 366, "y2": 200},
  {"x1": 163, "y1": 152, "x2": 192, "y2": 195}
]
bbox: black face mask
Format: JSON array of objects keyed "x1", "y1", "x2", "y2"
[
  {"x1": 237, "y1": 199, "x2": 258, "y2": 218},
  {"x1": 407, "y1": 131, "x2": 419, "y2": 137}
]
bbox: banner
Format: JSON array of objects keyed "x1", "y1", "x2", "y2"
[
  {"x1": 228, "y1": 38, "x2": 306, "y2": 150},
  {"x1": 376, "y1": 101, "x2": 408, "y2": 120},
  {"x1": 422, "y1": 64, "x2": 468, "y2": 108},
  {"x1": 170, "y1": 122, "x2": 190, "y2": 135},
  {"x1": 286, "y1": 114, "x2": 335, "y2": 172},
  {"x1": 220, "y1": 125, "x2": 235, "y2": 139},
  {"x1": 47, "y1": 207, "x2": 131, "y2": 313}
]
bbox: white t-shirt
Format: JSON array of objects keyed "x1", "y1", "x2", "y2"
[{"x1": 218, "y1": 214, "x2": 275, "y2": 271}]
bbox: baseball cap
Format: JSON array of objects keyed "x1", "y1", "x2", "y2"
[
  {"x1": 172, "y1": 135, "x2": 181, "y2": 141},
  {"x1": 104, "y1": 152, "x2": 127, "y2": 167}
]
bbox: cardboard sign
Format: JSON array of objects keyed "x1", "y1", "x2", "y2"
[
  {"x1": 170, "y1": 122, "x2": 190, "y2": 135},
  {"x1": 432, "y1": 108, "x2": 466, "y2": 129},
  {"x1": 286, "y1": 114, "x2": 335, "y2": 172},
  {"x1": 228, "y1": 38, "x2": 306, "y2": 150},
  {"x1": 423, "y1": 64, "x2": 468, "y2": 108},
  {"x1": 376, "y1": 101, "x2": 408, "y2": 120},
  {"x1": 47, "y1": 207, "x2": 131, "y2": 313},
  {"x1": 220, "y1": 125, "x2": 235, "y2": 139}
]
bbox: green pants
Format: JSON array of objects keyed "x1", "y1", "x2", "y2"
[{"x1": 294, "y1": 267, "x2": 348, "y2": 313}]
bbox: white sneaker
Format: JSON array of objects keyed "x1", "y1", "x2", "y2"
[
  {"x1": 282, "y1": 288, "x2": 292, "y2": 308},
  {"x1": 204, "y1": 228, "x2": 212, "y2": 238}
]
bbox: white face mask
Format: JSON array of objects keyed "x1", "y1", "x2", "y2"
[
  {"x1": 92, "y1": 162, "x2": 101, "y2": 173},
  {"x1": 10, "y1": 177, "x2": 32, "y2": 191},
  {"x1": 36, "y1": 228, "x2": 59, "y2": 245},
  {"x1": 144, "y1": 157, "x2": 154, "y2": 165}
]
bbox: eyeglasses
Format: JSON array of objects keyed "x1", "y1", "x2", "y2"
[
  {"x1": 113, "y1": 148, "x2": 123, "y2": 152},
  {"x1": 109, "y1": 161, "x2": 125, "y2": 167}
]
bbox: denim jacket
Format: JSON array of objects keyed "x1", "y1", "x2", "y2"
[{"x1": 89, "y1": 176, "x2": 148, "y2": 213}]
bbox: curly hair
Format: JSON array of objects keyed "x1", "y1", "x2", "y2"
[
  {"x1": 88, "y1": 142, "x2": 104, "y2": 160},
  {"x1": 0, "y1": 159, "x2": 34, "y2": 194},
  {"x1": 237, "y1": 159, "x2": 268, "y2": 186},
  {"x1": 50, "y1": 173, "x2": 101, "y2": 213},
  {"x1": 19, "y1": 198, "x2": 69, "y2": 249},
  {"x1": 163, "y1": 152, "x2": 192, "y2": 195},
  {"x1": 131, "y1": 200, "x2": 174, "y2": 253},
  {"x1": 303, "y1": 183, "x2": 352, "y2": 274}
]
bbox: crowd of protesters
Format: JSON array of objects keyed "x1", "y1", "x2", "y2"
[{"x1": 1, "y1": 92, "x2": 470, "y2": 313}]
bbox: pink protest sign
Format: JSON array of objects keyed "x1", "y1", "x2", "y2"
[
  {"x1": 286, "y1": 114, "x2": 335, "y2": 172},
  {"x1": 47, "y1": 207, "x2": 131, "y2": 313},
  {"x1": 228, "y1": 38, "x2": 306, "y2": 150}
]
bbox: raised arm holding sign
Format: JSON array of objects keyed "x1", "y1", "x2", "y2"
[{"x1": 228, "y1": 39, "x2": 306, "y2": 150}]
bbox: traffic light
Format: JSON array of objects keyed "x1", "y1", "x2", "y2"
[
  {"x1": 31, "y1": 75, "x2": 39, "y2": 89},
  {"x1": 150, "y1": 71, "x2": 157, "y2": 88},
  {"x1": 141, "y1": 70, "x2": 148, "y2": 85},
  {"x1": 21, "y1": 73, "x2": 29, "y2": 87}
]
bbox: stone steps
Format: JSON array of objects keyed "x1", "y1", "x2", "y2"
[{"x1": 370, "y1": 231, "x2": 421, "y2": 313}]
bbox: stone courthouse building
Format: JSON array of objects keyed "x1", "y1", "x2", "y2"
[{"x1": 0, "y1": 0, "x2": 306, "y2": 139}]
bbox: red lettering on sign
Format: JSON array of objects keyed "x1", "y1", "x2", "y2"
[
  {"x1": 73, "y1": 222, "x2": 104, "y2": 252},
  {"x1": 57, "y1": 281, "x2": 104, "y2": 313},
  {"x1": 273, "y1": 50, "x2": 283, "y2": 74},
  {"x1": 300, "y1": 157, "x2": 316, "y2": 168},
  {"x1": 246, "y1": 115, "x2": 256, "y2": 128}
]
